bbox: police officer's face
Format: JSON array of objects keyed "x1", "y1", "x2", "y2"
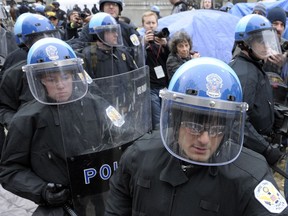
[
  {"x1": 41, "y1": 71, "x2": 73, "y2": 102},
  {"x1": 104, "y1": 29, "x2": 118, "y2": 45},
  {"x1": 103, "y1": 2, "x2": 120, "y2": 18},
  {"x1": 178, "y1": 121, "x2": 224, "y2": 162},
  {"x1": 251, "y1": 39, "x2": 272, "y2": 60},
  {"x1": 176, "y1": 40, "x2": 191, "y2": 58}
]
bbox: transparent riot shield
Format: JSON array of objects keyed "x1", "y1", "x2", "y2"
[
  {"x1": 58, "y1": 66, "x2": 151, "y2": 216},
  {"x1": 130, "y1": 33, "x2": 145, "y2": 68}
]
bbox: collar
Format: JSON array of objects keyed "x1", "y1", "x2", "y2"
[{"x1": 160, "y1": 156, "x2": 189, "y2": 186}]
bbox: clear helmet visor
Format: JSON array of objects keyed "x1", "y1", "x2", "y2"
[
  {"x1": 245, "y1": 29, "x2": 281, "y2": 59},
  {"x1": 24, "y1": 30, "x2": 61, "y2": 47},
  {"x1": 22, "y1": 58, "x2": 88, "y2": 105},
  {"x1": 159, "y1": 89, "x2": 248, "y2": 166},
  {"x1": 95, "y1": 24, "x2": 123, "y2": 47}
]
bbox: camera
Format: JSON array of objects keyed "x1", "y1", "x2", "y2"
[
  {"x1": 281, "y1": 41, "x2": 288, "y2": 52},
  {"x1": 80, "y1": 13, "x2": 88, "y2": 19},
  {"x1": 154, "y1": 27, "x2": 170, "y2": 38}
]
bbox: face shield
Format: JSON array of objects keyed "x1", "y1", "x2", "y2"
[
  {"x1": 95, "y1": 24, "x2": 123, "y2": 47},
  {"x1": 24, "y1": 30, "x2": 61, "y2": 47},
  {"x1": 159, "y1": 89, "x2": 248, "y2": 166},
  {"x1": 22, "y1": 58, "x2": 88, "y2": 105},
  {"x1": 245, "y1": 29, "x2": 281, "y2": 59}
]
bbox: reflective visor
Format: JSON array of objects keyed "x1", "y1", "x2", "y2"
[{"x1": 159, "y1": 89, "x2": 248, "y2": 166}]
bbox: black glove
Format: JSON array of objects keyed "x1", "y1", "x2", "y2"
[
  {"x1": 41, "y1": 183, "x2": 70, "y2": 206},
  {"x1": 263, "y1": 144, "x2": 285, "y2": 165}
]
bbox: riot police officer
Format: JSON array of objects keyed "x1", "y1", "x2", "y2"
[
  {"x1": 229, "y1": 14, "x2": 284, "y2": 166},
  {"x1": 82, "y1": 12, "x2": 137, "y2": 79},
  {"x1": 68, "y1": 0, "x2": 141, "y2": 65},
  {"x1": 0, "y1": 13, "x2": 61, "y2": 129},
  {"x1": 105, "y1": 57, "x2": 288, "y2": 215},
  {"x1": 0, "y1": 38, "x2": 133, "y2": 215}
]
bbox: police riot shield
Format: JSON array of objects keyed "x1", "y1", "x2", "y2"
[{"x1": 58, "y1": 66, "x2": 151, "y2": 216}]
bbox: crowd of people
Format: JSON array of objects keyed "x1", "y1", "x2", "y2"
[{"x1": 0, "y1": 0, "x2": 288, "y2": 215}]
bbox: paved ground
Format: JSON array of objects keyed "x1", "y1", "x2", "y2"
[{"x1": 0, "y1": 185, "x2": 37, "y2": 216}]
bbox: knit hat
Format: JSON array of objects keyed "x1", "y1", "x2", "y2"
[
  {"x1": 252, "y1": 2, "x2": 266, "y2": 17},
  {"x1": 267, "y1": 7, "x2": 287, "y2": 28}
]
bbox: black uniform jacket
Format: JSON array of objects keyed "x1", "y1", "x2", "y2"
[
  {"x1": 0, "y1": 94, "x2": 121, "y2": 205},
  {"x1": 229, "y1": 53, "x2": 274, "y2": 154},
  {"x1": 105, "y1": 131, "x2": 288, "y2": 216},
  {"x1": 0, "y1": 59, "x2": 33, "y2": 127},
  {"x1": 82, "y1": 44, "x2": 137, "y2": 79}
]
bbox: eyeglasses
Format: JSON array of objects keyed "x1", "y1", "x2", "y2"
[{"x1": 181, "y1": 121, "x2": 225, "y2": 137}]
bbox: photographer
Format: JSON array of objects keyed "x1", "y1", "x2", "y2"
[
  {"x1": 65, "y1": 10, "x2": 83, "y2": 40},
  {"x1": 263, "y1": 7, "x2": 288, "y2": 75},
  {"x1": 141, "y1": 11, "x2": 170, "y2": 130}
]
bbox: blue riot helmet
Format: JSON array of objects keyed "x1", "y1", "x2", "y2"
[
  {"x1": 159, "y1": 57, "x2": 248, "y2": 166},
  {"x1": 14, "y1": 13, "x2": 60, "y2": 48},
  {"x1": 13, "y1": 12, "x2": 31, "y2": 46},
  {"x1": 234, "y1": 14, "x2": 281, "y2": 59},
  {"x1": 89, "y1": 12, "x2": 123, "y2": 47},
  {"x1": 22, "y1": 38, "x2": 88, "y2": 105},
  {"x1": 34, "y1": 4, "x2": 45, "y2": 16}
]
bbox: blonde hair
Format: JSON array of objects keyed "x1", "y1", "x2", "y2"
[{"x1": 141, "y1": 11, "x2": 158, "y2": 25}]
